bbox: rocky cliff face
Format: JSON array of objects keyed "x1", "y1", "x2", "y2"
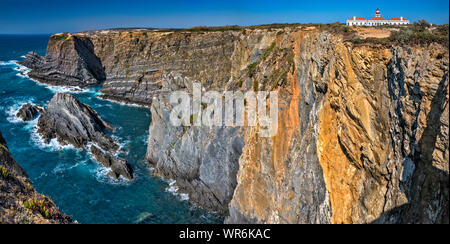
[
  {"x1": 0, "y1": 130, "x2": 72, "y2": 224},
  {"x1": 21, "y1": 33, "x2": 105, "y2": 87},
  {"x1": 23, "y1": 27, "x2": 449, "y2": 223}
]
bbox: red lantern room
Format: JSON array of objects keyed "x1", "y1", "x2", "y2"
[{"x1": 375, "y1": 8, "x2": 381, "y2": 17}]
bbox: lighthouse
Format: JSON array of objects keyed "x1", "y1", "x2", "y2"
[
  {"x1": 346, "y1": 8, "x2": 410, "y2": 26},
  {"x1": 375, "y1": 8, "x2": 381, "y2": 17}
]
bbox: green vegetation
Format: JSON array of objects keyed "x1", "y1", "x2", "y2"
[
  {"x1": 238, "y1": 79, "x2": 244, "y2": 88},
  {"x1": 253, "y1": 80, "x2": 259, "y2": 92},
  {"x1": 1, "y1": 166, "x2": 9, "y2": 179},
  {"x1": 352, "y1": 20, "x2": 449, "y2": 47},
  {"x1": 318, "y1": 22, "x2": 356, "y2": 35},
  {"x1": 51, "y1": 32, "x2": 69, "y2": 41},
  {"x1": 24, "y1": 198, "x2": 55, "y2": 219},
  {"x1": 262, "y1": 42, "x2": 276, "y2": 61},
  {"x1": 248, "y1": 62, "x2": 259, "y2": 78}
]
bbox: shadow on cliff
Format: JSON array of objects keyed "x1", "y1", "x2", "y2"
[
  {"x1": 372, "y1": 71, "x2": 449, "y2": 224},
  {"x1": 73, "y1": 36, "x2": 106, "y2": 83}
]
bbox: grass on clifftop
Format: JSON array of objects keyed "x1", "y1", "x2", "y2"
[
  {"x1": 351, "y1": 20, "x2": 449, "y2": 47},
  {"x1": 50, "y1": 32, "x2": 69, "y2": 41}
]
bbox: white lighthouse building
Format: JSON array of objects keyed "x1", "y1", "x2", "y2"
[{"x1": 346, "y1": 8, "x2": 409, "y2": 26}]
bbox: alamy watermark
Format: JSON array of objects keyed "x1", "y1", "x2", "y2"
[{"x1": 169, "y1": 83, "x2": 279, "y2": 137}]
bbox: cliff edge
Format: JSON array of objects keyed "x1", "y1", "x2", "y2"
[
  {"x1": 0, "y1": 130, "x2": 72, "y2": 224},
  {"x1": 21, "y1": 25, "x2": 449, "y2": 223}
]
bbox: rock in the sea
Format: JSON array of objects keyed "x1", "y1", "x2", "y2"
[
  {"x1": 90, "y1": 145, "x2": 133, "y2": 180},
  {"x1": 37, "y1": 93, "x2": 118, "y2": 153},
  {"x1": 16, "y1": 104, "x2": 42, "y2": 121},
  {"x1": 134, "y1": 212, "x2": 155, "y2": 224}
]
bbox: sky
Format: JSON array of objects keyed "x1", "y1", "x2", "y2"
[{"x1": 0, "y1": 0, "x2": 449, "y2": 34}]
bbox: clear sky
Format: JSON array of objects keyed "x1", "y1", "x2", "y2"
[{"x1": 0, "y1": 0, "x2": 449, "y2": 34}]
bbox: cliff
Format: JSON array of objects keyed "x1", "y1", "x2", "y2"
[
  {"x1": 22, "y1": 26, "x2": 449, "y2": 223},
  {"x1": 0, "y1": 130, "x2": 72, "y2": 224}
]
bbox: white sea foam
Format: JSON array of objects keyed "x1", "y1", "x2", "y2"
[
  {"x1": 3, "y1": 59, "x2": 98, "y2": 94},
  {"x1": 111, "y1": 134, "x2": 129, "y2": 156},
  {"x1": 5, "y1": 98, "x2": 36, "y2": 123},
  {"x1": 165, "y1": 179, "x2": 189, "y2": 201},
  {"x1": 96, "y1": 95, "x2": 148, "y2": 108},
  {"x1": 92, "y1": 164, "x2": 133, "y2": 185},
  {"x1": 85, "y1": 142, "x2": 134, "y2": 185},
  {"x1": 29, "y1": 119, "x2": 76, "y2": 152},
  {"x1": 0, "y1": 60, "x2": 18, "y2": 66},
  {"x1": 52, "y1": 159, "x2": 88, "y2": 174},
  {"x1": 43, "y1": 84, "x2": 97, "y2": 94}
]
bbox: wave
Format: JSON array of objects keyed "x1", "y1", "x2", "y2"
[
  {"x1": 52, "y1": 159, "x2": 88, "y2": 175},
  {"x1": 165, "y1": 179, "x2": 189, "y2": 201},
  {"x1": 29, "y1": 119, "x2": 77, "y2": 152},
  {"x1": 96, "y1": 95, "x2": 148, "y2": 108},
  {"x1": 0, "y1": 60, "x2": 19, "y2": 66},
  {"x1": 85, "y1": 142, "x2": 133, "y2": 185},
  {"x1": 92, "y1": 164, "x2": 133, "y2": 186},
  {"x1": 5, "y1": 98, "x2": 36, "y2": 123},
  {"x1": 3, "y1": 59, "x2": 99, "y2": 94},
  {"x1": 41, "y1": 84, "x2": 99, "y2": 94}
]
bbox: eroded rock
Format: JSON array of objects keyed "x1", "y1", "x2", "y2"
[
  {"x1": 37, "y1": 93, "x2": 118, "y2": 153},
  {"x1": 90, "y1": 145, "x2": 133, "y2": 180},
  {"x1": 16, "y1": 104, "x2": 42, "y2": 121}
]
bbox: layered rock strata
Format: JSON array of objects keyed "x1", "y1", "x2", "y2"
[
  {"x1": 37, "y1": 93, "x2": 117, "y2": 152},
  {"x1": 37, "y1": 93, "x2": 133, "y2": 179},
  {"x1": 22, "y1": 27, "x2": 449, "y2": 223}
]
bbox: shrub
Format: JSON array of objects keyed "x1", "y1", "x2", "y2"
[
  {"x1": 262, "y1": 42, "x2": 276, "y2": 61},
  {"x1": 351, "y1": 22, "x2": 449, "y2": 47},
  {"x1": 0, "y1": 166, "x2": 9, "y2": 179},
  {"x1": 248, "y1": 62, "x2": 259, "y2": 78},
  {"x1": 51, "y1": 33, "x2": 69, "y2": 41},
  {"x1": 24, "y1": 198, "x2": 56, "y2": 219}
]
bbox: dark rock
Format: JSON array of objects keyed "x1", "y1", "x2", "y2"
[
  {"x1": 37, "y1": 93, "x2": 118, "y2": 153},
  {"x1": 1, "y1": 129, "x2": 72, "y2": 224},
  {"x1": 16, "y1": 104, "x2": 42, "y2": 121},
  {"x1": 90, "y1": 145, "x2": 133, "y2": 180}
]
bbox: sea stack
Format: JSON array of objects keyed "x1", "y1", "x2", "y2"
[{"x1": 37, "y1": 93, "x2": 133, "y2": 179}]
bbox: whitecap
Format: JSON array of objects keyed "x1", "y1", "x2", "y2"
[
  {"x1": 30, "y1": 120, "x2": 77, "y2": 152},
  {"x1": 92, "y1": 164, "x2": 133, "y2": 185},
  {"x1": 3, "y1": 59, "x2": 99, "y2": 95},
  {"x1": 96, "y1": 95, "x2": 149, "y2": 108},
  {"x1": 0, "y1": 60, "x2": 18, "y2": 66},
  {"x1": 42, "y1": 84, "x2": 98, "y2": 94},
  {"x1": 52, "y1": 159, "x2": 88, "y2": 174},
  {"x1": 165, "y1": 179, "x2": 189, "y2": 201},
  {"x1": 85, "y1": 142, "x2": 134, "y2": 185},
  {"x1": 5, "y1": 98, "x2": 36, "y2": 123}
]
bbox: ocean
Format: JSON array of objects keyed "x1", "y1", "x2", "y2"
[{"x1": 0, "y1": 35, "x2": 223, "y2": 224}]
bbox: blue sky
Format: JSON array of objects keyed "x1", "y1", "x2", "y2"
[{"x1": 0, "y1": 0, "x2": 448, "y2": 34}]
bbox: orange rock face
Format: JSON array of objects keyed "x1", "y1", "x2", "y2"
[{"x1": 227, "y1": 29, "x2": 448, "y2": 224}]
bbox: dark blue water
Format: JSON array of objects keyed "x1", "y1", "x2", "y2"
[{"x1": 0, "y1": 35, "x2": 223, "y2": 224}]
